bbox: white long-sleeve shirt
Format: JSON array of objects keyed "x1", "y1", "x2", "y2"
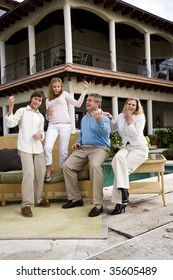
[
  {"x1": 111, "y1": 113, "x2": 147, "y2": 146},
  {"x1": 5, "y1": 105, "x2": 45, "y2": 154},
  {"x1": 46, "y1": 90, "x2": 86, "y2": 123}
]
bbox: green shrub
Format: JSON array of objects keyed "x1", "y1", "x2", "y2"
[
  {"x1": 155, "y1": 128, "x2": 173, "y2": 148},
  {"x1": 162, "y1": 148, "x2": 173, "y2": 160},
  {"x1": 110, "y1": 131, "x2": 122, "y2": 158},
  {"x1": 145, "y1": 136, "x2": 151, "y2": 148}
]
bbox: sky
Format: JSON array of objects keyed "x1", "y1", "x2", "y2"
[
  {"x1": 1, "y1": 1, "x2": 173, "y2": 22},
  {"x1": 122, "y1": 0, "x2": 173, "y2": 22}
]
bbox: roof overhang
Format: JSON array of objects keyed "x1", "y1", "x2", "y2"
[{"x1": 1, "y1": 64, "x2": 173, "y2": 96}]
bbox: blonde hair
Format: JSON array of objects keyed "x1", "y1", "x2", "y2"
[
  {"x1": 122, "y1": 97, "x2": 144, "y2": 115},
  {"x1": 48, "y1": 77, "x2": 63, "y2": 100}
]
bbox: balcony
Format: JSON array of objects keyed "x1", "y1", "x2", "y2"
[
  {"x1": 35, "y1": 43, "x2": 112, "y2": 71},
  {"x1": 3, "y1": 43, "x2": 149, "y2": 84},
  {"x1": 3, "y1": 44, "x2": 173, "y2": 83},
  {"x1": 4, "y1": 57, "x2": 29, "y2": 83}
]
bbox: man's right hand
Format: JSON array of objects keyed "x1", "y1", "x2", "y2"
[
  {"x1": 8, "y1": 96, "x2": 15, "y2": 116},
  {"x1": 8, "y1": 95, "x2": 15, "y2": 106},
  {"x1": 72, "y1": 142, "x2": 81, "y2": 150}
]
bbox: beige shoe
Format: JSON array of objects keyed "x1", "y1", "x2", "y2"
[{"x1": 21, "y1": 206, "x2": 33, "y2": 218}]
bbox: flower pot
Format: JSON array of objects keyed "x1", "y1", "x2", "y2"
[{"x1": 150, "y1": 139, "x2": 157, "y2": 145}]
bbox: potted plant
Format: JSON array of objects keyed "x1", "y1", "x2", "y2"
[{"x1": 149, "y1": 133, "x2": 158, "y2": 146}]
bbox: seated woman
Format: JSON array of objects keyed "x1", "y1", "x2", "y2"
[{"x1": 108, "y1": 97, "x2": 148, "y2": 215}]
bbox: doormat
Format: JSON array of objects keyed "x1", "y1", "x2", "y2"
[{"x1": 0, "y1": 202, "x2": 108, "y2": 240}]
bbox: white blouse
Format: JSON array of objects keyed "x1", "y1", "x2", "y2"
[{"x1": 111, "y1": 113, "x2": 147, "y2": 146}]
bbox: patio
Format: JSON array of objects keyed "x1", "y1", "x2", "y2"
[{"x1": 0, "y1": 173, "x2": 173, "y2": 260}]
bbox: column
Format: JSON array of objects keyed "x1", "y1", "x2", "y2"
[
  {"x1": 63, "y1": 3, "x2": 73, "y2": 63},
  {"x1": 0, "y1": 40, "x2": 6, "y2": 83},
  {"x1": 68, "y1": 93, "x2": 76, "y2": 134},
  {"x1": 2, "y1": 106, "x2": 8, "y2": 136},
  {"x1": 109, "y1": 20, "x2": 116, "y2": 71},
  {"x1": 28, "y1": 25, "x2": 36, "y2": 74},
  {"x1": 147, "y1": 99, "x2": 153, "y2": 135},
  {"x1": 112, "y1": 96, "x2": 118, "y2": 120},
  {"x1": 145, "y1": 33, "x2": 151, "y2": 77},
  {"x1": 63, "y1": 77, "x2": 76, "y2": 133}
]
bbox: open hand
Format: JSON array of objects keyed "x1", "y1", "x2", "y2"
[
  {"x1": 91, "y1": 110, "x2": 102, "y2": 122},
  {"x1": 84, "y1": 81, "x2": 91, "y2": 89}
]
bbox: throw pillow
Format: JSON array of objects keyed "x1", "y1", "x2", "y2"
[{"x1": 0, "y1": 149, "x2": 22, "y2": 172}]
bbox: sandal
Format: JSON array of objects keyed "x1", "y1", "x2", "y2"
[
  {"x1": 44, "y1": 175, "x2": 52, "y2": 182},
  {"x1": 37, "y1": 198, "x2": 50, "y2": 207}
]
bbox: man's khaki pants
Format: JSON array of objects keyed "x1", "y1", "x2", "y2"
[{"x1": 62, "y1": 146, "x2": 109, "y2": 206}]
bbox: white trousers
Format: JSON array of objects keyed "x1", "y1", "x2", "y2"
[
  {"x1": 44, "y1": 123, "x2": 72, "y2": 167},
  {"x1": 111, "y1": 144, "x2": 148, "y2": 204}
]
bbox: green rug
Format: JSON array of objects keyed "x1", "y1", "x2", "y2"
[{"x1": 0, "y1": 202, "x2": 107, "y2": 240}]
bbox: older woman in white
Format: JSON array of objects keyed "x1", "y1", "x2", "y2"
[{"x1": 109, "y1": 97, "x2": 148, "y2": 215}]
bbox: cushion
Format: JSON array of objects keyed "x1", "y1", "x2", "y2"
[
  {"x1": 0, "y1": 172, "x2": 5, "y2": 183},
  {"x1": 77, "y1": 169, "x2": 90, "y2": 180},
  {"x1": 48, "y1": 171, "x2": 64, "y2": 184},
  {"x1": 1, "y1": 170, "x2": 23, "y2": 184},
  {"x1": 0, "y1": 149, "x2": 22, "y2": 172},
  {"x1": 0, "y1": 169, "x2": 90, "y2": 184},
  {"x1": 45, "y1": 169, "x2": 90, "y2": 184}
]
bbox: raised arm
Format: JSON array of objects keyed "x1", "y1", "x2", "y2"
[
  {"x1": 5, "y1": 96, "x2": 23, "y2": 128},
  {"x1": 7, "y1": 96, "x2": 15, "y2": 116},
  {"x1": 66, "y1": 81, "x2": 91, "y2": 108}
]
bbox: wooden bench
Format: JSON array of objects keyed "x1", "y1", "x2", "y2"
[
  {"x1": 129, "y1": 154, "x2": 167, "y2": 206},
  {"x1": 103, "y1": 154, "x2": 167, "y2": 206}
]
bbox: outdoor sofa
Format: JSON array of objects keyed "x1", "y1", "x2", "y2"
[{"x1": 0, "y1": 133, "x2": 93, "y2": 206}]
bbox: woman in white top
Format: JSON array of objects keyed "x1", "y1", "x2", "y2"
[
  {"x1": 109, "y1": 97, "x2": 148, "y2": 215},
  {"x1": 44, "y1": 77, "x2": 90, "y2": 182}
]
